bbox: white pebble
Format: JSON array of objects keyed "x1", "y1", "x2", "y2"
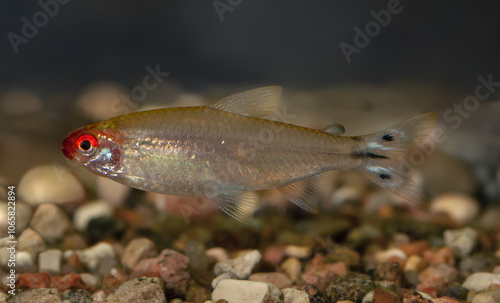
[
  {"x1": 430, "y1": 193, "x2": 479, "y2": 224},
  {"x1": 38, "y1": 249, "x2": 62, "y2": 274},
  {"x1": 212, "y1": 279, "x2": 282, "y2": 303},
  {"x1": 73, "y1": 199, "x2": 114, "y2": 231},
  {"x1": 374, "y1": 248, "x2": 407, "y2": 263},
  {"x1": 214, "y1": 250, "x2": 262, "y2": 279},
  {"x1": 79, "y1": 273, "x2": 99, "y2": 288},
  {"x1": 463, "y1": 273, "x2": 500, "y2": 292},
  {"x1": 444, "y1": 227, "x2": 478, "y2": 259},
  {"x1": 362, "y1": 290, "x2": 374, "y2": 303},
  {"x1": 206, "y1": 247, "x2": 229, "y2": 262},
  {"x1": 77, "y1": 242, "x2": 117, "y2": 276},
  {"x1": 284, "y1": 245, "x2": 312, "y2": 259},
  {"x1": 282, "y1": 288, "x2": 310, "y2": 303},
  {"x1": 18, "y1": 165, "x2": 85, "y2": 209},
  {"x1": 29, "y1": 203, "x2": 72, "y2": 244}
]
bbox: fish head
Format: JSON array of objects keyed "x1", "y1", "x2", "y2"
[{"x1": 62, "y1": 125, "x2": 122, "y2": 177}]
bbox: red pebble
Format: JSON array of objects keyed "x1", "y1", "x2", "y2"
[
  {"x1": 50, "y1": 273, "x2": 86, "y2": 291},
  {"x1": 16, "y1": 272, "x2": 51, "y2": 289}
]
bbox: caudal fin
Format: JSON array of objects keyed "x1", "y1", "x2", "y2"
[{"x1": 356, "y1": 112, "x2": 437, "y2": 209}]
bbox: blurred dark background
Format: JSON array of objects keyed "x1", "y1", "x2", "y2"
[
  {"x1": 0, "y1": 0, "x2": 499, "y2": 200},
  {"x1": 2, "y1": 1, "x2": 500, "y2": 91}
]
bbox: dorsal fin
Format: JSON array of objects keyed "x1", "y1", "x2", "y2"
[
  {"x1": 277, "y1": 171, "x2": 338, "y2": 214},
  {"x1": 323, "y1": 123, "x2": 345, "y2": 135},
  {"x1": 209, "y1": 86, "x2": 282, "y2": 118}
]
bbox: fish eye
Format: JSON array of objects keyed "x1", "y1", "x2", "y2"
[{"x1": 75, "y1": 134, "x2": 98, "y2": 156}]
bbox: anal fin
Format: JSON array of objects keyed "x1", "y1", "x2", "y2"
[
  {"x1": 210, "y1": 191, "x2": 259, "y2": 223},
  {"x1": 277, "y1": 171, "x2": 338, "y2": 214}
]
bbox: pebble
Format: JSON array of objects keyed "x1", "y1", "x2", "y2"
[
  {"x1": 404, "y1": 255, "x2": 424, "y2": 285},
  {"x1": 186, "y1": 281, "x2": 211, "y2": 303},
  {"x1": 211, "y1": 279, "x2": 282, "y2": 303},
  {"x1": 444, "y1": 227, "x2": 478, "y2": 259},
  {"x1": 281, "y1": 257, "x2": 302, "y2": 281},
  {"x1": 75, "y1": 81, "x2": 130, "y2": 121},
  {"x1": 0, "y1": 89, "x2": 42, "y2": 115},
  {"x1": 29, "y1": 203, "x2": 72, "y2": 245},
  {"x1": 374, "y1": 248, "x2": 407, "y2": 264},
  {"x1": 73, "y1": 199, "x2": 114, "y2": 232},
  {"x1": 16, "y1": 251, "x2": 37, "y2": 272},
  {"x1": 212, "y1": 272, "x2": 234, "y2": 289},
  {"x1": 214, "y1": 250, "x2": 262, "y2": 279},
  {"x1": 302, "y1": 253, "x2": 348, "y2": 291},
  {"x1": 284, "y1": 245, "x2": 312, "y2": 259},
  {"x1": 79, "y1": 273, "x2": 99, "y2": 288},
  {"x1": 121, "y1": 237, "x2": 158, "y2": 271},
  {"x1": 50, "y1": 273, "x2": 86, "y2": 291},
  {"x1": 249, "y1": 272, "x2": 293, "y2": 289},
  {"x1": 398, "y1": 240, "x2": 428, "y2": 257},
  {"x1": 463, "y1": 273, "x2": 500, "y2": 292},
  {"x1": 8, "y1": 288, "x2": 62, "y2": 303},
  {"x1": 38, "y1": 249, "x2": 62, "y2": 274},
  {"x1": 424, "y1": 246, "x2": 456, "y2": 266},
  {"x1": 374, "y1": 262, "x2": 403, "y2": 285},
  {"x1": 430, "y1": 193, "x2": 479, "y2": 225},
  {"x1": 96, "y1": 176, "x2": 132, "y2": 207},
  {"x1": 131, "y1": 249, "x2": 190, "y2": 297},
  {"x1": 472, "y1": 290, "x2": 500, "y2": 303},
  {"x1": 282, "y1": 288, "x2": 310, "y2": 303},
  {"x1": 61, "y1": 289, "x2": 93, "y2": 303},
  {"x1": 92, "y1": 289, "x2": 106, "y2": 301},
  {"x1": 326, "y1": 272, "x2": 373, "y2": 303},
  {"x1": 263, "y1": 245, "x2": 286, "y2": 266},
  {"x1": 206, "y1": 247, "x2": 229, "y2": 263},
  {"x1": 16, "y1": 271, "x2": 51, "y2": 288},
  {"x1": 76, "y1": 242, "x2": 117, "y2": 276},
  {"x1": 445, "y1": 285, "x2": 468, "y2": 301},
  {"x1": 18, "y1": 228, "x2": 46, "y2": 253},
  {"x1": 105, "y1": 276, "x2": 167, "y2": 303},
  {"x1": 459, "y1": 252, "x2": 498, "y2": 277},
  {"x1": 418, "y1": 263, "x2": 457, "y2": 285},
  {"x1": 372, "y1": 288, "x2": 399, "y2": 303},
  {"x1": 18, "y1": 165, "x2": 85, "y2": 209},
  {"x1": 0, "y1": 201, "x2": 32, "y2": 237}
]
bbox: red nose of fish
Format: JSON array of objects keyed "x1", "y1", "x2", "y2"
[{"x1": 62, "y1": 134, "x2": 75, "y2": 160}]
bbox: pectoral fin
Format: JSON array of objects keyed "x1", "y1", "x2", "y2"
[
  {"x1": 323, "y1": 123, "x2": 345, "y2": 135},
  {"x1": 209, "y1": 86, "x2": 282, "y2": 117},
  {"x1": 277, "y1": 171, "x2": 338, "y2": 214},
  {"x1": 210, "y1": 191, "x2": 259, "y2": 223}
]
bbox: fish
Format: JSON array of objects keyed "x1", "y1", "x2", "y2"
[{"x1": 62, "y1": 86, "x2": 437, "y2": 222}]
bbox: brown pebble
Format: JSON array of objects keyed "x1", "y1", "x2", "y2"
[
  {"x1": 102, "y1": 273, "x2": 122, "y2": 295},
  {"x1": 216, "y1": 299, "x2": 229, "y2": 303},
  {"x1": 399, "y1": 240, "x2": 429, "y2": 257},
  {"x1": 374, "y1": 288, "x2": 400, "y2": 303}
]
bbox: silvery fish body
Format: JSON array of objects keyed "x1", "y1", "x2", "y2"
[{"x1": 62, "y1": 87, "x2": 437, "y2": 221}]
